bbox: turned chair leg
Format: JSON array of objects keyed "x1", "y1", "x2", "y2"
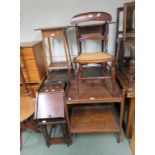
[
  {"x1": 111, "y1": 61, "x2": 116, "y2": 96},
  {"x1": 74, "y1": 61, "x2": 79, "y2": 95}
]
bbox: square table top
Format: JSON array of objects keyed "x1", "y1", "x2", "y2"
[{"x1": 66, "y1": 79, "x2": 124, "y2": 104}]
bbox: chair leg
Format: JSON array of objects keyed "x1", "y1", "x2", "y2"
[
  {"x1": 112, "y1": 61, "x2": 115, "y2": 96},
  {"x1": 74, "y1": 61, "x2": 79, "y2": 95}
]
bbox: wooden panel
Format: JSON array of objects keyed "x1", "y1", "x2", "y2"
[
  {"x1": 33, "y1": 42, "x2": 46, "y2": 79},
  {"x1": 21, "y1": 47, "x2": 35, "y2": 60},
  {"x1": 23, "y1": 70, "x2": 40, "y2": 83},
  {"x1": 36, "y1": 92, "x2": 64, "y2": 119},
  {"x1": 71, "y1": 105, "x2": 119, "y2": 133},
  {"x1": 20, "y1": 59, "x2": 38, "y2": 71}
]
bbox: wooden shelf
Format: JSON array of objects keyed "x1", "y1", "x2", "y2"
[
  {"x1": 71, "y1": 105, "x2": 119, "y2": 133},
  {"x1": 48, "y1": 61, "x2": 70, "y2": 70}
]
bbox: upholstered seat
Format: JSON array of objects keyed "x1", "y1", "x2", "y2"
[{"x1": 75, "y1": 52, "x2": 114, "y2": 63}]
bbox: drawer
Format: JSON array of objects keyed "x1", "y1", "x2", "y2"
[
  {"x1": 20, "y1": 59, "x2": 38, "y2": 71},
  {"x1": 20, "y1": 47, "x2": 35, "y2": 60},
  {"x1": 23, "y1": 70, "x2": 40, "y2": 83}
]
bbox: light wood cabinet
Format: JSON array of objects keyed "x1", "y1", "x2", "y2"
[{"x1": 20, "y1": 41, "x2": 46, "y2": 83}]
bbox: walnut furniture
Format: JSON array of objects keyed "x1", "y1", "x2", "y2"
[
  {"x1": 35, "y1": 79, "x2": 71, "y2": 146},
  {"x1": 65, "y1": 79, "x2": 125, "y2": 142}
]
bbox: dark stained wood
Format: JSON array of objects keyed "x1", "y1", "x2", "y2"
[
  {"x1": 71, "y1": 12, "x2": 112, "y2": 25},
  {"x1": 65, "y1": 78, "x2": 125, "y2": 142},
  {"x1": 71, "y1": 105, "x2": 119, "y2": 133},
  {"x1": 35, "y1": 82, "x2": 65, "y2": 119},
  {"x1": 35, "y1": 80, "x2": 72, "y2": 146},
  {"x1": 42, "y1": 123, "x2": 71, "y2": 146},
  {"x1": 123, "y1": 2, "x2": 135, "y2": 41},
  {"x1": 71, "y1": 11, "x2": 115, "y2": 96},
  {"x1": 66, "y1": 80, "x2": 122, "y2": 104},
  {"x1": 115, "y1": 2, "x2": 135, "y2": 139}
]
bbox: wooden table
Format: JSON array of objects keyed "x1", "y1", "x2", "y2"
[
  {"x1": 65, "y1": 79, "x2": 125, "y2": 142},
  {"x1": 36, "y1": 26, "x2": 72, "y2": 81}
]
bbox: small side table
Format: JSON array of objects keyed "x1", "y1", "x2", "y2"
[
  {"x1": 35, "y1": 79, "x2": 71, "y2": 146},
  {"x1": 65, "y1": 79, "x2": 125, "y2": 143},
  {"x1": 36, "y1": 26, "x2": 72, "y2": 80}
]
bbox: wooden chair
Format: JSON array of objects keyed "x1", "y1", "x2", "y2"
[
  {"x1": 71, "y1": 12, "x2": 115, "y2": 95},
  {"x1": 20, "y1": 66, "x2": 35, "y2": 149}
]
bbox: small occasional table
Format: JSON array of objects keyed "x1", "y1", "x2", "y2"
[{"x1": 65, "y1": 79, "x2": 125, "y2": 142}]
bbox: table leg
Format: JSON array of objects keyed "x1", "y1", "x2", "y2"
[{"x1": 125, "y1": 98, "x2": 135, "y2": 138}]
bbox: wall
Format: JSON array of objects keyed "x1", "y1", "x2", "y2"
[{"x1": 20, "y1": 0, "x2": 133, "y2": 61}]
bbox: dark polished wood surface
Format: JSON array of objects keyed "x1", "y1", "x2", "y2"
[
  {"x1": 35, "y1": 82, "x2": 65, "y2": 119},
  {"x1": 66, "y1": 79, "x2": 122, "y2": 104}
]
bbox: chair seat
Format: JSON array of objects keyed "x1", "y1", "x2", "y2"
[
  {"x1": 75, "y1": 52, "x2": 114, "y2": 63},
  {"x1": 20, "y1": 96, "x2": 35, "y2": 122}
]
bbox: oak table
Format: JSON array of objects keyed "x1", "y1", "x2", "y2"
[{"x1": 65, "y1": 79, "x2": 125, "y2": 142}]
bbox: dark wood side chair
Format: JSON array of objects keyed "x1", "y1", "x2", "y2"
[
  {"x1": 20, "y1": 66, "x2": 36, "y2": 150},
  {"x1": 70, "y1": 12, "x2": 115, "y2": 95}
]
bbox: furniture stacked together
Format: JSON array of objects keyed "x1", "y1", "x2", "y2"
[
  {"x1": 115, "y1": 1, "x2": 135, "y2": 138},
  {"x1": 20, "y1": 3, "x2": 135, "y2": 148},
  {"x1": 32, "y1": 11, "x2": 126, "y2": 147}
]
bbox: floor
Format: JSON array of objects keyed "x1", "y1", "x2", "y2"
[{"x1": 20, "y1": 129, "x2": 131, "y2": 155}]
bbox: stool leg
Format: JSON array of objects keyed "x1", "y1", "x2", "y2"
[{"x1": 112, "y1": 61, "x2": 115, "y2": 96}]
